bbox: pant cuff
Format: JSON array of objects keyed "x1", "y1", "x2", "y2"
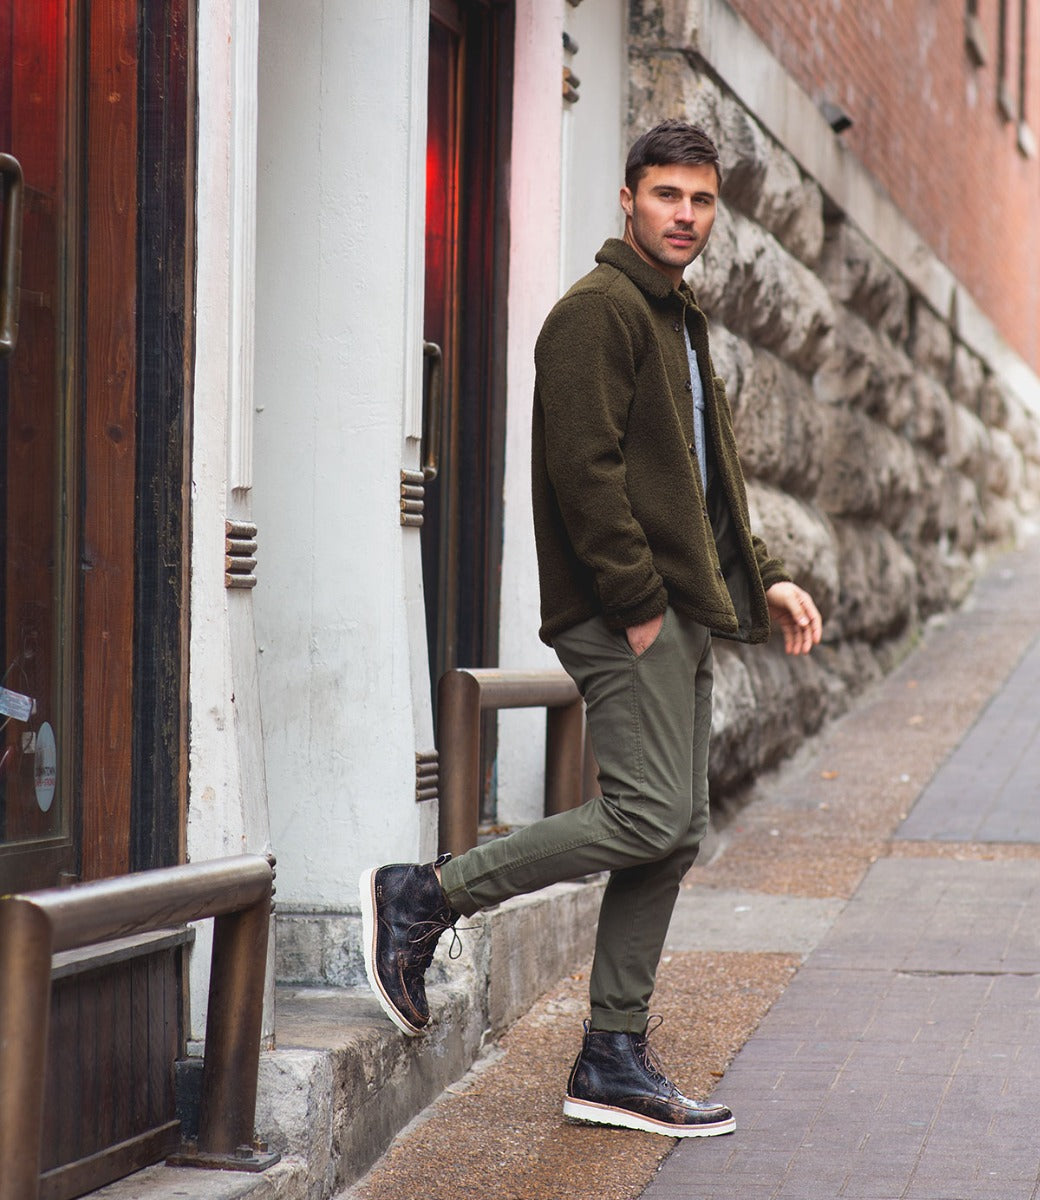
[
  {"x1": 438, "y1": 856, "x2": 481, "y2": 917},
  {"x1": 589, "y1": 1007, "x2": 649, "y2": 1035}
]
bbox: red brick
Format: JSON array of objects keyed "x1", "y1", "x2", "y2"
[{"x1": 727, "y1": 0, "x2": 1040, "y2": 372}]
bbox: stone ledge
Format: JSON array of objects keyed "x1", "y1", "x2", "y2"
[
  {"x1": 262, "y1": 978, "x2": 485, "y2": 1194},
  {"x1": 85, "y1": 878, "x2": 606, "y2": 1200},
  {"x1": 85, "y1": 1158, "x2": 310, "y2": 1200}
]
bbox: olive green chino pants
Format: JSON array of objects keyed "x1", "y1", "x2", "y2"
[{"x1": 438, "y1": 607, "x2": 713, "y2": 1034}]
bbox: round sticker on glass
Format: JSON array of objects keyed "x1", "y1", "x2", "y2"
[{"x1": 35, "y1": 721, "x2": 57, "y2": 813}]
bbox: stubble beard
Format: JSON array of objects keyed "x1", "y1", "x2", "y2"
[{"x1": 628, "y1": 212, "x2": 704, "y2": 280}]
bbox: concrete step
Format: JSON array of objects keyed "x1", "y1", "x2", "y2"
[{"x1": 86, "y1": 879, "x2": 604, "y2": 1200}]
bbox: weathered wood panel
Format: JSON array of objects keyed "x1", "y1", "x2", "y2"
[{"x1": 38, "y1": 939, "x2": 184, "y2": 1200}]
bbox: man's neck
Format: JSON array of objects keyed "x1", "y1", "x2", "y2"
[{"x1": 621, "y1": 228, "x2": 683, "y2": 289}]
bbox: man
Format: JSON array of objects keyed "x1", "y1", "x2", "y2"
[{"x1": 361, "y1": 120, "x2": 821, "y2": 1139}]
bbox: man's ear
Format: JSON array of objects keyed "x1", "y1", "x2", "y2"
[{"x1": 620, "y1": 185, "x2": 633, "y2": 218}]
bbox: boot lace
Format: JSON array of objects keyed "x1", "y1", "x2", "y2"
[
  {"x1": 407, "y1": 905, "x2": 462, "y2": 973},
  {"x1": 634, "y1": 1015, "x2": 674, "y2": 1089}
]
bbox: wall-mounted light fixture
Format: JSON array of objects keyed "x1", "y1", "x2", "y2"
[{"x1": 820, "y1": 100, "x2": 853, "y2": 134}]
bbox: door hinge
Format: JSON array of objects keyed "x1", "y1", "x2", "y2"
[
  {"x1": 416, "y1": 750, "x2": 439, "y2": 803},
  {"x1": 225, "y1": 520, "x2": 258, "y2": 588},
  {"x1": 401, "y1": 469, "x2": 425, "y2": 527}
]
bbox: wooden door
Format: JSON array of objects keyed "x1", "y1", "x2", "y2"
[
  {"x1": 1, "y1": 2, "x2": 193, "y2": 1191},
  {"x1": 0, "y1": 0, "x2": 190, "y2": 896},
  {"x1": 0, "y1": 0, "x2": 80, "y2": 892}
]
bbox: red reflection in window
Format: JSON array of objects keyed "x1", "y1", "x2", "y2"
[{"x1": 425, "y1": 19, "x2": 460, "y2": 352}]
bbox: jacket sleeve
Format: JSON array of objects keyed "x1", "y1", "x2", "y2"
[
  {"x1": 752, "y1": 534, "x2": 790, "y2": 591},
  {"x1": 535, "y1": 291, "x2": 668, "y2": 630},
  {"x1": 709, "y1": 372, "x2": 790, "y2": 594}
]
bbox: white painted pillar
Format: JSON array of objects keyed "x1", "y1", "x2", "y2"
[
  {"x1": 188, "y1": 0, "x2": 274, "y2": 1042},
  {"x1": 253, "y1": 0, "x2": 434, "y2": 928}
]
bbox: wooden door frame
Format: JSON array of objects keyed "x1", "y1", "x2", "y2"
[
  {"x1": 130, "y1": 0, "x2": 194, "y2": 873},
  {"x1": 78, "y1": 0, "x2": 140, "y2": 882},
  {"x1": 76, "y1": 0, "x2": 194, "y2": 883}
]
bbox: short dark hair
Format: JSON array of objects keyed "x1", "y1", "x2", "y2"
[{"x1": 624, "y1": 120, "x2": 722, "y2": 193}]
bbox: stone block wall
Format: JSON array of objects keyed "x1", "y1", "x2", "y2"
[{"x1": 627, "y1": 34, "x2": 1040, "y2": 804}]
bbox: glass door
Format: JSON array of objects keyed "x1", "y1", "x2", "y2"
[{"x1": 0, "y1": 0, "x2": 77, "y2": 893}]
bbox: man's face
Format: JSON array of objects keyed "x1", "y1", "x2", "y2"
[{"x1": 620, "y1": 163, "x2": 719, "y2": 286}]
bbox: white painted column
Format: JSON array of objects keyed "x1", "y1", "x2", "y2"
[
  {"x1": 560, "y1": 0, "x2": 627, "y2": 290},
  {"x1": 253, "y1": 0, "x2": 433, "y2": 924},
  {"x1": 495, "y1": 0, "x2": 565, "y2": 827},
  {"x1": 188, "y1": 0, "x2": 274, "y2": 1041}
]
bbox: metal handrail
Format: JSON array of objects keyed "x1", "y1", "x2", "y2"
[
  {"x1": 0, "y1": 854, "x2": 277, "y2": 1200},
  {"x1": 437, "y1": 668, "x2": 595, "y2": 856}
]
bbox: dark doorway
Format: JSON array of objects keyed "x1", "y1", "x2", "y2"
[{"x1": 422, "y1": 0, "x2": 513, "y2": 710}]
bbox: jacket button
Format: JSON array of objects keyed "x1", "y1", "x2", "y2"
[
  {"x1": 673, "y1": 322, "x2": 681, "y2": 333},
  {"x1": 684, "y1": 380, "x2": 692, "y2": 391},
  {"x1": 688, "y1": 443, "x2": 695, "y2": 453}
]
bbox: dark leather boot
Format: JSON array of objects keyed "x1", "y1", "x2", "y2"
[
  {"x1": 360, "y1": 855, "x2": 460, "y2": 1035},
  {"x1": 563, "y1": 1020, "x2": 735, "y2": 1137}
]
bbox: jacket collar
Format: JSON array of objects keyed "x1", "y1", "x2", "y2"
[{"x1": 595, "y1": 237, "x2": 698, "y2": 306}]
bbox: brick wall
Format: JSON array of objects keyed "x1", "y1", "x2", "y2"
[{"x1": 726, "y1": 0, "x2": 1040, "y2": 373}]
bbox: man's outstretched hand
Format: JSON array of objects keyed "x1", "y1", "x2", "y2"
[{"x1": 765, "y1": 581, "x2": 822, "y2": 656}]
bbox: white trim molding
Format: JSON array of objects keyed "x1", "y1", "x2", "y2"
[
  {"x1": 228, "y1": 0, "x2": 259, "y2": 491},
  {"x1": 403, "y1": 0, "x2": 430, "y2": 447}
]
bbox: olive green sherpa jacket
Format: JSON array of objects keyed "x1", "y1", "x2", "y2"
[{"x1": 532, "y1": 237, "x2": 789, "y2": 646}]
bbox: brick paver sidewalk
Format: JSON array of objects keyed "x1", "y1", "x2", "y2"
[{"x1": 645, "y1": 603, "x2": 1040, "y2": 1197}]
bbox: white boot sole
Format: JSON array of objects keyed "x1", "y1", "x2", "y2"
[
  {"x1": 359, "y1": 867, "x2": 424, "y2": 1037},
  {"x1": 563, "y1": 1096, "x2": 735, "y2": 1138}
]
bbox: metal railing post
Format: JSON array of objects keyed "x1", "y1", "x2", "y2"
[
  {"x1": 438, "y1": 670, "x2": 482, "y2": 856},
  {"x1": 544, "y1": 697, "x2": 584, "y2": 815},
  {"x1": 197, "y1": 895, "x2": 271, "y2": 1156},
  {"x1": 437, "y1": 668, "x2": 592, "y2": 856},
  {"x1": 0, "y1": 854, "x2": 279, "y2": 1192},
  {"x1": 0, "y1": 900, "x2": 54, "y2": 1200}
]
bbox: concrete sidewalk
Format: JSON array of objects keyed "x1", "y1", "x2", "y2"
[{"x1": 646, "y1": 541, "x2": 1040, "y2": 1200}]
